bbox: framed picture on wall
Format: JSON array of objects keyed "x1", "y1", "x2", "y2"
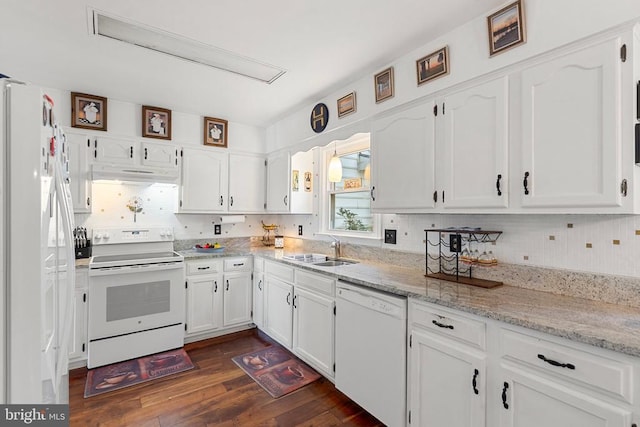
[
  {"x1": 142, "y1": 105, "x2": 171, "y2": 140},
  {"x1": 337, "y1": 92, "x2": 357, "y2": 117},
  {"x1": 374, "y1": 67, "x2": 394, "y2": 103},
  {"x1": 416, "y1": 46, "x2": 449, "y2": 86},
  {"x1": 204, "y1": 116, "x2": 228, "y2": 148},
  {"x1": 71, "y1": 92, "x2": 107, "y2": 131},
  {"x1": 487, "y1": 0, "x2": 526, "y2": 56}
]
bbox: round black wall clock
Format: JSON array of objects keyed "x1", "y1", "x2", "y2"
[{"x1": 310, "y1": 103, "x2": 329, "y2": 133}]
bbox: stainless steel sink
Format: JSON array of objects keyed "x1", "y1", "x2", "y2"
[
  {"x1": 313, "y1": 258, "x2": 358, "y2": 267},
  {"x1": 282, "y1": 253, "x2": 328, "y2": 263}
]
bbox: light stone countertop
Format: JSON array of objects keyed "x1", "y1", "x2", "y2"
[{"x1": 186, "y1": 249, "x2": 640, "y2": 357}]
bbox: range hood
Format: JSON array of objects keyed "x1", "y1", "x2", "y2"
[{"x1": 92, "y1": 163, "x2": 179, "y2": 183}]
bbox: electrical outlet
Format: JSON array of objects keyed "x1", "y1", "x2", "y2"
[
  {"x1": 298, "y1": 225, "x2": 303, "y2": 236},
  {"x1": 214, "y1": 224, "x2": 221, "y2": 235},
  {"x1": 384, "y1": 229, "x2": 397, "y2": 244}
]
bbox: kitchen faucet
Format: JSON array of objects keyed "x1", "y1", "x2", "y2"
[{"x1": 329, "y1": 235, "x2": 341, "y2": 259}]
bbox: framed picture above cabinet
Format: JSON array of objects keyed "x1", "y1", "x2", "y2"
[
  {"x1": 204, "y1": 116, "x2": 228, "y2": 148},
  {"x1": 487, "y1": 0, "x2": 526, "y2": 56},
  {"x1": 71, "y1": 92, "x2": 107, "y2": 131},
  {"x1": 142, "y1": 105, "x2": 172, "y2": 140}
]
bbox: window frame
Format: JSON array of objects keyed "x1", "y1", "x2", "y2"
[{"x1": 319, "y1": 133, "x2": 381, "y2": 240}]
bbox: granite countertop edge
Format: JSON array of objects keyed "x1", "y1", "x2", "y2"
[{"x1": 184, "y1": 249, "x2": 640, "y2": 358}]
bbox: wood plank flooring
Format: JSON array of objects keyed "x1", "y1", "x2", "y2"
[{"x1": 69, "y1": 329, "x2": 384, "y2": 426}]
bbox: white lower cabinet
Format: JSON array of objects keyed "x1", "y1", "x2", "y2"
[
  {"x1": 264, "y1": 275, "x2": 294, "y2": 347},
  {"x1": 497, "y1": 365, "x2": 633, "y2": 427},
  {"x1": 408, "y1": 299, "x2": 639, "y2": 427},
  {"x1": 262, "y1": 260, "x2": 336, "y2": 379},
  {"x1": 185, "y1": 257, "x2": 252, "y2": 339},
  {"x1": 408, "y1": 300, "x2": 487, "y2": 427},
  {"x1": 292, "y1": 271, "x2": 335, "y2": 378},
  {"x1": 69, "y1": 269, "x2": 88, "y2": 364},
  {"x1": 186, "y1": 273, "x2": 223, "y2": 335}
]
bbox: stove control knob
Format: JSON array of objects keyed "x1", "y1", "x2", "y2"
[
  {"x1": 94, "y1": 233, "x2": 102, "y2": 240},
  {"x1": 165, "y1": 229, "x2": 173, "y2": 237},
  {"x1": 102, "y1": 232, "x2": 110, "y2": 240},
  {"x1": 160, "y1": 231, "x2": 166, "y2": 237}
]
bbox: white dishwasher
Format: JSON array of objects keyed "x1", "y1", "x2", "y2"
[{"x1": 335, "y1": 280, "x2": 407, "y2": 427}]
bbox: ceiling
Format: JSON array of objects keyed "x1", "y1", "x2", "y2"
[{"x1": 1, "y1": 0, "x2": 507, "y2": 128}]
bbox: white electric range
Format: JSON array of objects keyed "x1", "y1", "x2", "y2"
[{"x1": 87, "y1": 227, "x2": 184, "y2": 368}]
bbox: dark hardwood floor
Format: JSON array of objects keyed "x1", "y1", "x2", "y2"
[{"x1": 69, "y1": 329, "x2": 384, "y2": 426}]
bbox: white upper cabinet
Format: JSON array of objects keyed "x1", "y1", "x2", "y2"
[
  {"x1": 92, "y1": 136, "x2": 137, "y2": 165},
  {"x1": 518, "y1": 38, "x2": 624, "y2": 210},
  {"x1": 179, "y1": 147, "x2": 228, "y2": 213},
  {"x1": 266, "y1": 152, "x2": 291, "y2": 213},
  {"x1": 228, "y1": 153, "x2": 265, "y2": 213},
  {"x1": 141, "y1": 141, "x2": 178, "y2": 169},
  {"x1": 371, "y1": 101, "x2": 437, "y2": 212},
  {"x1": 66, "y1": 133, "x2": 92, "y2": 213},
  {"x1": 439, "y1": 76, "x2": 509, "y2": 209}
]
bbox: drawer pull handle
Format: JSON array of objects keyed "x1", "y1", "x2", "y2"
[
  {"x1": 258, "y1": 280, "x2": 262, "y2": 291},
  {"x1": 293, "y1": 295, "x2": 298, "y2": 309},
  {"x1": 214, "y1": 281, "x2": 218, "y2": 293},
  {"x1": 286, "y1": 292, "x2": 291, "y2": 305},
  {"x1": 502, "y1": 382, "x2": 509, "y2": 409},
  {"x1": 537, "y1": 354, "x2": 575, "y2": 370},
  {"x1": 233, "y1": 263, "x2": 244, "y2": 267},
  {"x1": 226, "y1": 280, "x2": 230, "y2": 291},
  {"x1": 432, "y1": 319, "x2": 454, "y2": 330},
  {"x1": 197, "y1": 266, "x2": 210, "y2": 270},
  {"x1": 472, "y1": 369, "x2": 479, "y2": 395}
]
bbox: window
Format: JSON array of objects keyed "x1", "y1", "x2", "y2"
[{"x1": 321, "y1": 133, "x2": 379, "y2": 238}]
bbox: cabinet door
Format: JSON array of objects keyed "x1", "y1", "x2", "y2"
[
  {"x1": 440, "y1": 77, "x2": 509, "y2": 209},
  {"x1": 93, "y1": 136, "x2": 136, "y2": 165},
  {"x1": 409, "y1": 329, "x2": 486, "y2": 427},
  {"x1": 186, "y1": 275, "x2": 222, "y2": 335},
  {"x1": 66, "y1": 133, "x2": 92, "y2": 213},
  {"x1": 69, "y1": 287, "x2": 87, "y2": 361},
  {"x1": 252, "y1": 272, "x2": 265, "y2": 329},
  {"x1": 264, "y1": 276, "x2": 293, "y2": 348},
  {"x1": 520, "y1": 38, "x2": 622, "y2": 208},
  {"x1": 223, "y1": 273, "x2": 253, "y2": 326},
  {"x1": 179, "y1": 147, "x2": 228, "y2": 212},
  {"x1": 228, "y1": 153, "x2": 265, "y2": 212},
  {"x1": 266, "y1": 153, "x2": 290, "y2": 212},
  {"x1": 142, "y1": 141, "x2": 178, "y2": 169},
  {"x1": 498, "y1": 365, "x2": 632, "y2": 427},
  {"x1": 371, "y1": 101, "x2": 436, "y2": 211},
  {"x1": 293, "y1": 287, "x2": 334, "y2": 377}
]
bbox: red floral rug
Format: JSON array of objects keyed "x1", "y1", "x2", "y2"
[
  {"x1": 232, "y1": 345, "x2": 321, "y2": 398},
  {"x1": 84, "y1": 348, "x2": 194, "y2": 398}
]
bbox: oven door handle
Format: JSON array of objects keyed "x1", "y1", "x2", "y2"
[{"x1": 89, "y1": 262, "x2": 184, "y2": 276}]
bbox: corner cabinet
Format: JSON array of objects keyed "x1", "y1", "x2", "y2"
[
  {"x1": 371, "y1": 101, "x2": 437, "y2": 212},
  {"x1": 179, "y1": 147, "x2": 228, "y2": 213},
  {"x1": 517, "y1": 37, "x2": 628, "y2": 211}
]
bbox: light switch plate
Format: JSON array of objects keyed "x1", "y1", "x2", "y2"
[
  {"x1": 214, "y1": 224, "x2": 221, "y2": 235},
  {"x1": 298, "y1": 225, "x2": 303, "y2": 236}
]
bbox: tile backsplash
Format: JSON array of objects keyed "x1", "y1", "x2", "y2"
[{"x1": 76, "y1": 183, "x2": 640, "y2": 279}]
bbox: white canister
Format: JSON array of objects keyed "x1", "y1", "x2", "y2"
[{"x1": 274, "y1": 235, "x2": 284, "y2": 249}]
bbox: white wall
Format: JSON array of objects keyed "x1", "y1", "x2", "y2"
[
  {"x1": 266, "y1": 0, "x2": 640, "y2": 153},
  {"x1": 266, "y1": 0, "x2": 640, "y2": 279}
]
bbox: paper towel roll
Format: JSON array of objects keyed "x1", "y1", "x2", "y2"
[{"x1": 219, "y1": 215, "x2": 246, "y2": 224}]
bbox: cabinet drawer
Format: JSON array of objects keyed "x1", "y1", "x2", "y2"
[
  {"x1": 186, "y1": 259, "x2": 223, "y2": 276},
  {"x1": 223, "y1": 257, "x2": 252, "y2": 272},
  {"x1": 500, "y1": 328, "x2": 633, "y2": 403},
  {"x1": 295, "y1": 269, "x2": 335, "y2": 297},
  {"x1": 410, "y1": 300, "x2": 486, "y2": 350},
  {"x1": 265, "y1": 260, "x2": 294, "y2": 283}
]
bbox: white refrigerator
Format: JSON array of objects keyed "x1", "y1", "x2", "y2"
[{"x1": 1, "y1": 80, "x2": 75, "y2": 404}]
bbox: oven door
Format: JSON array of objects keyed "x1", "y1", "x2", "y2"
[{"x1": 88, "y1": 262, "x2": 185, "y2": 340}]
